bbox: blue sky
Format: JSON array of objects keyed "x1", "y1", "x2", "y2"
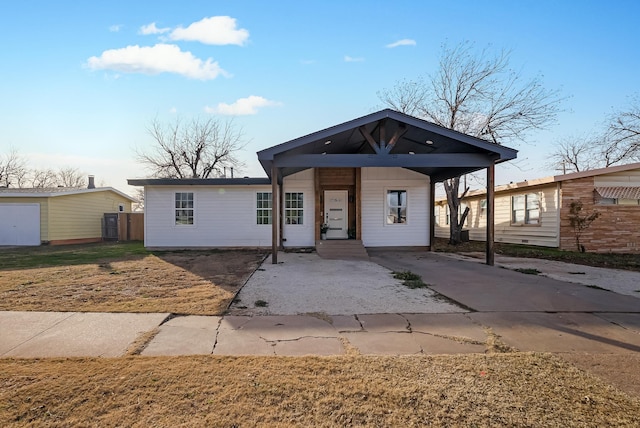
[{"x1": 1, "y1": 0, "x2": 639, "y2": 194}]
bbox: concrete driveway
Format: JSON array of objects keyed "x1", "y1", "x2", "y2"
[{"x1": 2, "y1": 250, "x2": 639, "y2": 362}]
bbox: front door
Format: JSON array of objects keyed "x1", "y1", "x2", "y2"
[{"x1": 324, "y1": 190, "x2": 348, "y2": 239}]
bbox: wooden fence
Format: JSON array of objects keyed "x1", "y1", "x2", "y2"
[{"x1": 118, "y1": 212, "x2": 144, "y2": 241}]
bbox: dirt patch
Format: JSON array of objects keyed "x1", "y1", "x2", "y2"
[
  {"x1": 559, "y1": 353, "x2": 640, "y2": 398},
  {"x1": 1, "y1": 353, "x2": 638, "y2": 427},
  {"x1": 0, "y1": 251, "x2": 266, "y2": 315}
]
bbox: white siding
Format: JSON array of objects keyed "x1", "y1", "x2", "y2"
[
  {"x1": 144, "y1": 185, "x2": 273, "y2": 248},
  {"x1": 361, "y1": 167, "x2": 430, "y2": 247},
  {"x1": 282, "y1": 170, "x2": 315, "y2": 247},
  {"x1": 439, "y1": 184, "x2": 560, "y2": 247}
]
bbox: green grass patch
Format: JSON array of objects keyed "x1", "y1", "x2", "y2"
[
  {"x1": 393, "y1": 271, "x2": 429, "y2": 289},
  {"x1": 0, "y1": 242, "x2": 149, "y2": 270},
  {"x1": 514, "y1": 268, "x2": 541, "y2": 275}
]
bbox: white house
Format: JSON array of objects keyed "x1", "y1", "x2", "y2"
[{"x1": 129, "y1": 109, "x2": 518, "y2": 264}]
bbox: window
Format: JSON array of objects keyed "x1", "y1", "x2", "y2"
[
  {"x1": 479, "y1": 199, "x2": 487, "y2": 216},
  {"x1": 386, "y1": 190, "x2": 407, "y2": 224},
  {"x1": 118, "y1": 203, "x2": 125, "y2": 212},
  {"x1": 445, "y1": 205, "x2": 450, "y2": 225},
  {"x1": 434, "y1": 205, "x2": 440, "y2": 226},
  {"x1": 512, "y1": 193, "x2": 539, "y2": 225},
  {"x1": 256, "y1": 192, "x2": 272, "y2": 225},
  {"x1": 285, "y1": 192, "x2": 304, "y2": 225},
  {"x1": 175, "y1": 192, "x2": 194, "y2": 225}
]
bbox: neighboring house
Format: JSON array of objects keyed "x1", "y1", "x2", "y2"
[
  {"x1": 0, "y1": 184, "x2": 136, "y2": 246},
  {"x1": 434, "y1": 162, "x2": 640, "y2": 253},
  {"x1": 129, "y1": 109, "x2": 517, "y2": 263}
]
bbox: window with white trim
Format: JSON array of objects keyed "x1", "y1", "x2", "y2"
[
  {"x1": 512, "y1": 193, "x2": 540, "y2": 225},
  {"x1": 175, "y1": 192, "x2": 194, "y2": 225},
  {"x1": 386, "y1": 190, "x2": 407, "y2": 224},
  {"x1": 479, "y1": 199, "x2": 487, "y2": 216},
  {"x1": 256, "y1": 192, "x2": 272, "y2": 225},
  {"x1": 434, "y1": 205, "x2": 440, "y2": 225},
  {"x1": 285, "y1": 192, "x2": 304, "y2": 225}
]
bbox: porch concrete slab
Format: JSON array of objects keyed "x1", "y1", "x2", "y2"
[
  {"x1": 4, "y1": 312, "x2": 169, "y2": 358},
  {"x1": 274, "y1": 337, "x2": 345, "y2": 356},
  {"x1": 595, "y1": 313, "x2": 640, "y2": 335},
  {"x1": 141, "y1": 316, "x2": 219, "y2": 356},
  {"x1": 330, "y1": 315, "x2": 363, "y2": 332},
  {"x1": 342, "y1": 332, "x2": 421, "y2": 355},
  {"x1": 0, "y1": 311, "x2": 74, "y2": 355},
  {"x1": 469, "y1": 312, "x2": 640, "y2": 354},
  {"x1": 228, "y1": 252, "x2": 466, "y2": 316},
  {"x1": 370, "y1": 251, "x2": 640, "y2": 313},
  {"x1": 403, "y1": 313, "x2": 488, "y2": 343},
  {"x1": 213, "y1": 330, "x2": 275, "y2": 356},
  {"x1": 357, "y1": 314, "x2": 410, "y2": 333},
  {"x1": 411, "y1": 332, "x2": 486, "y2": 354},
  {"x1": 232, "y1": 315, "x2": 337, "y2": 341}
]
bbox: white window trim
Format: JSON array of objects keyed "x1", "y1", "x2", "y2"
[
  {"x1": 256, "y1": 191, "x2": 273, "y2": 226},
  {"x1": 511, "y1": 193, "x2": 541, "y2": 226},
  {"x1": 174, "y1": 192, "x2": 195, "y2": 227},
  {"x1": 384, "y1": 188, "x2": 408, "y2": 226},
  {"x1": 284, "y1": 192, "x2": 304, "y2": 226}
]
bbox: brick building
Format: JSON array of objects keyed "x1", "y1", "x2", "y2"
[{"x1": 435, "y1": 162, "x2": 640, "y2": 253}]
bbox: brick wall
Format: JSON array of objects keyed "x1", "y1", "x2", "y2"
[{"x1": 559, "y1": 177, "x2": 640, "y2": 252}]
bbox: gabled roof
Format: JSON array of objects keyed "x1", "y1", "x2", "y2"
[
  {"x1": 0, "y1": 187, "x2": 137, "y2": 202},
  {"x1": 257, "y1": 109, "x2": 518, "y2": 182}
]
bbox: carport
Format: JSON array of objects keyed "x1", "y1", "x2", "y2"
[{"x1": 257, "y1": 109, "x2": 517, "y2": 265}]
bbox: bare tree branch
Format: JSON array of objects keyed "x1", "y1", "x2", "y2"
[
  {"x1": 378, "y1": 41, "x2": 564, "y2": 244},
  {"x1": 0, "y1": 148, "x2": 28, "y2": 188},
  {"x1": 137, "y1": 117, "x2": 247, "y2": 179}
]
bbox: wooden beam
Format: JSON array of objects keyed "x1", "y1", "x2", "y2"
[
  {"x1": 385, "y1": 125, "x2": 406, "y2": 152},
  {"x1": 380, "y1": 119, "x2": 386, "y2": 147},
  {"x1": 279, "y1": 177, "x2": 284, "y2": 250},
  {"x1": 486, "y1": 164, "x2": 495, "y2": 266},
  {"x1": 429, "y1": 179, "x2": 435, "y2": 251},
  {"x1": 271, "y1": 164, "x2": 278, "y2": 264},
  {"x1": 273, "y1": 153, "x2": 495, "y2": 168},
  {"x1": 358, "y1": 125, "x2": 381, "y2": 154}
]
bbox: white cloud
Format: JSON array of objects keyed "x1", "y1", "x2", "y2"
[
  {"x1": 344, "y1": 55, "x2": 364, "y2": 62},
  {"x1": 139, "y1": 22, "x2": 171, "y2": 35},
  {"x1": 169, "y1": 16, "x2": 249, "y2": 45},
  {"x1": 385, "y1": 39, "x2": 417, "y2": 48},
  {"x1": 205, "y1": 96, "x2": 281, "y2": 115},
  {"x1": 109, "y1": 24, "x2": 122, "y2": 32},
  {"x1": 86, "y1": 43, "x2": 230, "y2": 80}
]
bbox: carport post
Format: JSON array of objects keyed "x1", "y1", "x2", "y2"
[
  {"x1": 486, "y1": 164, "x2": 495, "y2": 266},
  {"x1": 271, "y1": 164, "x2": 278, "y2": 264}
]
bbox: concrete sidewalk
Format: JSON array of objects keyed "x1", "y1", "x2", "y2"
[{"x1": 1, "y1": 251, "x2": 639, "y2": 358}]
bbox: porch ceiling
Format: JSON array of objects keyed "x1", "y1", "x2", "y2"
[{"x1": 257, "y1": 109, "x2": 517, "y2": 182}]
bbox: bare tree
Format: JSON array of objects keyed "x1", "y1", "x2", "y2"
[
  {"x1": 0, "y1": 148, "x2": 28, "y2": 187},
  {"x1": 57, "y1": 167, "x2": 86, "y2": 188},
  {"x1": 137, "y1": 117, "x2": 246, "y2": 179},
  {"x1": 549, "y1": 136, "x2": 596, "y2": 173},
  {"x1": 30, "y1": 168, "x2": 59, "y2": 188},
  {"x1": 378, "y1": 41, "x2": 564, "y2": 244},
  {"x1": 602, "y1": 95, "x2": 640, "y2": 166}
]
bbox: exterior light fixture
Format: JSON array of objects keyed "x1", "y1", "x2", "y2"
[
  {"x1": 324, "y1": 140, "x2": 332, "y2": 145},
  {"x1": 426, "y1": 140, "x2": 434, "y2": 145},
  {"x1": 409, "y1": 151, "x2": 415, "y2": 155}
]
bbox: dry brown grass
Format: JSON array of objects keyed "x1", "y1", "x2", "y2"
[
  {"x1": 2, "y1": 353, "x2": 639, "y2": 427},
  {"x1": 0, "y1": 251, "x2": 266, "y2": 315}
]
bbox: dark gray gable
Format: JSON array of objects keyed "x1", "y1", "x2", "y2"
[{"x1": 257, "y1": 109, "x2": 517, "y2": 182}]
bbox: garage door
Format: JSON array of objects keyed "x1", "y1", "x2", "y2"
[{"x1": 0, "y1": 203, "x2": 40, "y2": 246}]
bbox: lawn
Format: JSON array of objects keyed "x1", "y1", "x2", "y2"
[
  {"x1": 2, "y1": 242, "x2": 639, "y2": 426},
  {"x1": 2, "y1": 354, "x2": 639, "y2": 427},
  {"x1": 0, "y1": 242, "x2": 266, "y2": 315}
]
